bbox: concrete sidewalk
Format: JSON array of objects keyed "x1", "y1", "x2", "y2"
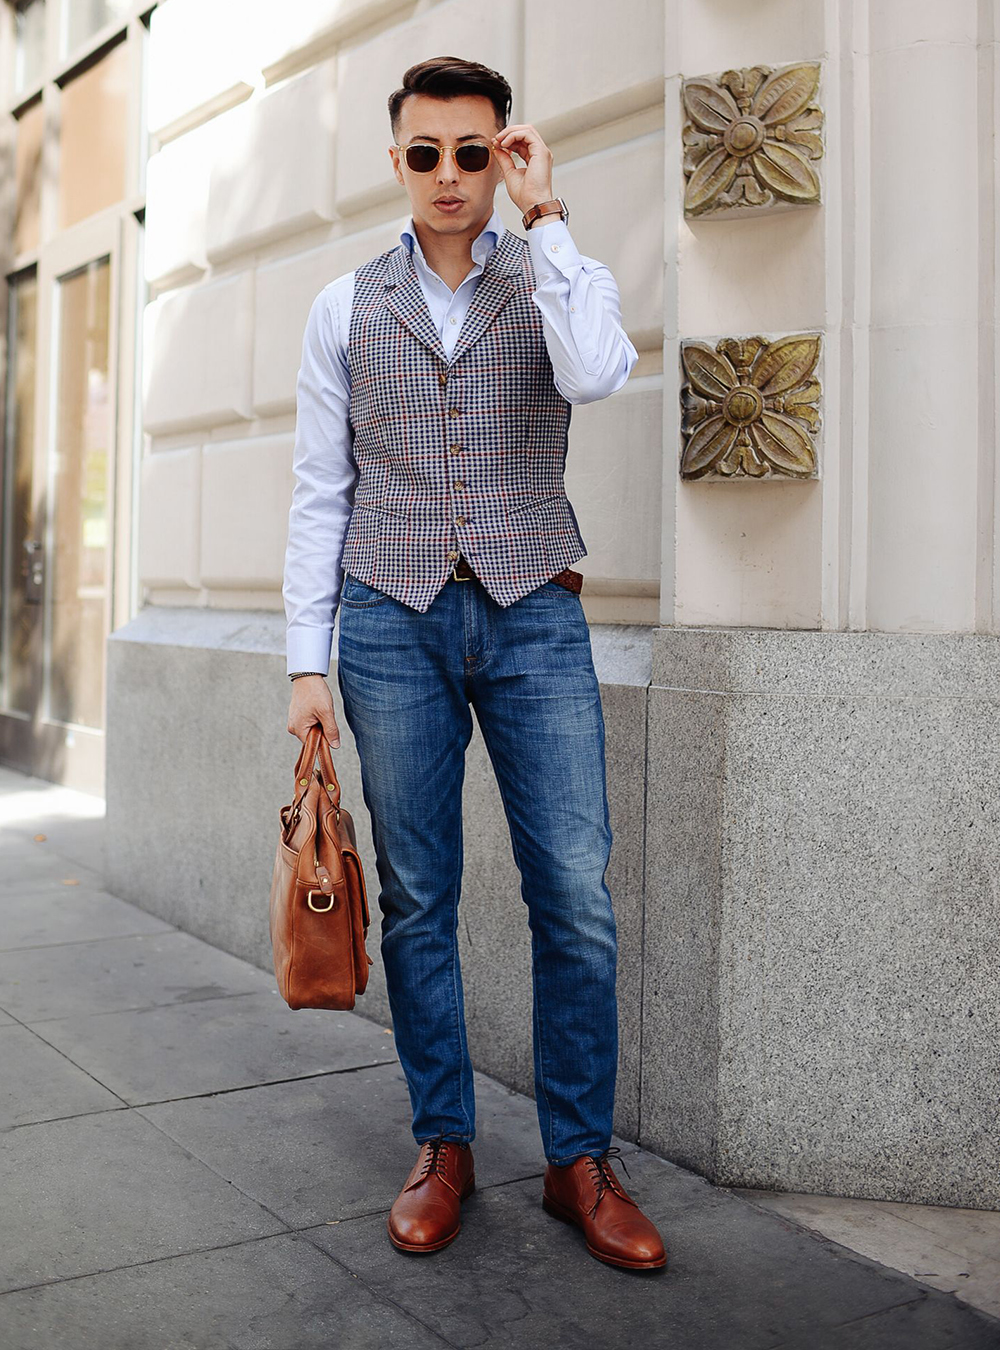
[{"x1": 1, "y1": 767, "x2": 998, "y2": 1350}]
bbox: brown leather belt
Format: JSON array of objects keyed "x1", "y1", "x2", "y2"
[{"x1": 450, "y1": 554, "x2": 583, "y2": 594}]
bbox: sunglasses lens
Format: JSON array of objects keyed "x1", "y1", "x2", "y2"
[
  {"x1": 455, "y1": 143, "x2": 491, "y2": 172},
  {"x1": 405, "y1": 144, "x2": 440, "y2": 172}
]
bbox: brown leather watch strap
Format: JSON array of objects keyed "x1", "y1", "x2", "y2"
[{"x1": 521, "y1": 197, "x2": 567, "y2": 230}]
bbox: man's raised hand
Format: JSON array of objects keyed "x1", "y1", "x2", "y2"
[{"x1": 491, "y1": 123, "x2": 554, "y2": 214}]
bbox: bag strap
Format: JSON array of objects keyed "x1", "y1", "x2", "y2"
[
  {"x1": 314, "y1": 734, "x2": 343, "y2": 812},
  {"x1": 292, "y1": 725, "x2": 343, "y2": 813}
]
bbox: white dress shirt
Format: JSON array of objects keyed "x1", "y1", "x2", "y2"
[{"x1": 283, "y1": 203, "x2": 639, "y2": 675}]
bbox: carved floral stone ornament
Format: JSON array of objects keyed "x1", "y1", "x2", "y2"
[
  {"x1": 682, "y1": 62, "x2": 823, "y2": 217},
  {"x1": 680, "y1": 333, "x2": 821, "y2": 480}
]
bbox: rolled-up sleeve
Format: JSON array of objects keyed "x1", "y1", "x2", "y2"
[
  {"x1": 526, "y1": 217, "x2": 638, "y2": 404},
  {"x1": 282, "y1": 280, "x2": 358, "y2": 676}
]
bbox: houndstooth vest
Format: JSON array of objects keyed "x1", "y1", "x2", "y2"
[{"x1": 340, "y1": 225, "x2": 587, "y2": 611}]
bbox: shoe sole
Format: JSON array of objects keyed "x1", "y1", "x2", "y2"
[
  {"x1": 542, "y1": 1192, "x2": 668, "y2": 1270},
  {"x1": 387, "y1": 1174, "x2": 476, "y2": 1253}
]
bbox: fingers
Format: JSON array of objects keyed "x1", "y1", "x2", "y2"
[
  {"x1": 494, "y1": 123, "x2": 551, "y2": 162},
  {"x1": 288, "y1": 686, "x2": 341, "y2": 750},
  {"x1": 287, "y1": 718, "x2": 341, "y2": 749},
  {"x1": 491, "y1": 137, "x2": 516, "y2": 171},
  {"x1": 325, "y1": 716, "x2": 341, "y2": 750}
]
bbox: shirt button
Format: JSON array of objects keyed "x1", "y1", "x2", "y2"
[
  {"x1": 570, "y1": 305, "x2": 576, "y2": 312},
  {"x1": 455, "y1": 515, "x2": 466, "y2": 526},
  {"x1": 447, "y1": 549, "x2": 459, "y2": 561},
  {"x1": 550, "y1": 243, "x2": 560, "y2": 251},
  {"x1": 449, "y1": 315, "x2": 457, "y2": 324}
]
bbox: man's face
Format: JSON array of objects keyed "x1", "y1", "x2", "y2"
[{"x1": 390, "y1": 93, "x2": 503, "y2": 235}]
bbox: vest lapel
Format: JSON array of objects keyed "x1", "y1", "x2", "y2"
[
  {"x1": 383, "y1": 227, "x2": 522, "y2": 367},
  {"x1": 448, "y1": 228, "x2": 520, "y2": 366},
  {"x1": 383, "y1": 244, "x2": 448, "y2": 364}
]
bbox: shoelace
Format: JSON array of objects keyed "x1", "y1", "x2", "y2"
[
  {"x1": 584, "y1": 1145, "x2": 634, "y2": 1217},
  {"x1": 415, "y1": 1131, "x2": 465, "y2": 1183}
]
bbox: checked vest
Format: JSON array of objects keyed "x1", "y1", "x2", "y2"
[{"x1": 339, "y1": 225, "x2": 587, "y2": 611}]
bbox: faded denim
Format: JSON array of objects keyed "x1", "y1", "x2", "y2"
[{"x1": 336, "y1": 566, "x2": 618, "y2": 1165}]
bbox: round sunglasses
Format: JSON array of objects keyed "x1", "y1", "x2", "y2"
[{"x1": 394, "y1": 140, "x2": 495, "y2": 174}]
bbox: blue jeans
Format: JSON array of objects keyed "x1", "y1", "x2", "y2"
[{"x1": 336, "y1": 566, "x2": 618, "y2": 1165}]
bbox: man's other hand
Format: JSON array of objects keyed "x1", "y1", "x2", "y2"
[{"x1": 288, "y1": 675, "x2": 341, "y2": 749}]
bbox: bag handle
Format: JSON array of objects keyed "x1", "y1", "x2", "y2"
[{"x1": 292, "y1": 724, "x2": 343, "y2": 813}]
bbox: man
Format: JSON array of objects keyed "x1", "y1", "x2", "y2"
[{"x1": 282, "y1": 56, "x2": 666, "y2": 1272}]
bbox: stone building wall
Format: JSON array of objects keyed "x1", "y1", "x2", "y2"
[{"x1": 106, "y1": 0, "x2": 1000, "y2": 1206}]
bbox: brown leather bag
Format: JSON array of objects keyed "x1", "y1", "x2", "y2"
[{"x1": 269, "y1": 724, "x2": 374, "y2": 1009}]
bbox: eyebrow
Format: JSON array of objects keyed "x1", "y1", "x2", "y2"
[{"x1": 408, "y1": 132, "x2": 485, "y2": 142}]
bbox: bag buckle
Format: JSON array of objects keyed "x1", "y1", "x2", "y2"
[{"x1": 307, "y1": 891, "x2": 335, "y2": 912}]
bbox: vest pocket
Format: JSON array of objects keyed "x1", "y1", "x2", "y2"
[
  {"x1": 351, "y1": 501, "x2": 405, "y2": 519},
  {"x1": 341, "y1": 501, "x2": 407, "y2": 581},
  {"x1": 507, "y1": 492, "x2": 578, "y2": 545},
  {"x1": 508, "y1": 492, "x2": 566, "y2": 517},
  {"x1": 506, "y1": 493, "x2": 587, "y2": 576}
]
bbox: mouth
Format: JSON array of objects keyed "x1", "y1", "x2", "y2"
[{"x1": 434, "y1": 197, "x2": 465, "y2": 208}]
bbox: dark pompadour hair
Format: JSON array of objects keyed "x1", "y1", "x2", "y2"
[{"x1": 388, "y1": 56, "x2": 513, "y2": 142}]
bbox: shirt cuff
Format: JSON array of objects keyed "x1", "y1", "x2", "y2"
[
  {"x1": 286, "y1": 624, "x2": 334, "y2": 678},
  {"x1": 525, "y1": 216, "x2": 585, "y2": 284}
]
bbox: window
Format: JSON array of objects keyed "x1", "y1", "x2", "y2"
[
  {"x1": 13, "y1": 97, "x2": 43, "y2": 256},
  {"x1": 61, "y1": 0, "x2": 131, "y2": 58},
  {"x1": 58, "y1": 39, "x2": 129, "y2": 229},
  {"x1": 12, "y1": 0, "x2": 46, "y2": 98}
]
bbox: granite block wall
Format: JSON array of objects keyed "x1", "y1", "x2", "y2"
[{"x1": 106, "y1": 616, "x2": 1000, "y2": 1206}]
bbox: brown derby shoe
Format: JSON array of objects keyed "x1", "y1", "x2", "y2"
[
  {"x1": 542, "y1": 1146, "x2": 667, "y2": 1270},
  {"x1": 387, "y1": 1134, "x2": 476, "y2": 1253}
]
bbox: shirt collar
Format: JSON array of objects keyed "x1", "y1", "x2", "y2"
[{"x1": 400, "y1": 204, "x2": 506, "y2": 268}]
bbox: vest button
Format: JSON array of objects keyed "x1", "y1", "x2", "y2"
[
  {"x1": 454, "y1": 480, "x2": 465, "y2": 491},
  {"x1": 455, "y1": 515, "x2": 466, "y2": 526},
  {"x1": 448, "y1": 407, "x2": 460, "y2": 417},
  {"x1": 449, "y1": 444, "x2": 461, "y2": 454},
  {"x1": 438, "y1": 372, "x2": 447, "y2": 385},
  {"x1": 447, "y1": 549, "x2": 459, "y2": 561}
]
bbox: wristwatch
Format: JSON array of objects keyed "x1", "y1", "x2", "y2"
[{"x1": 521, "y1": 197, "x2": 569, "y2": 231}]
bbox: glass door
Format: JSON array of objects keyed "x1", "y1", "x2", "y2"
[
  {"x1": 49, "y1": 250, "x2": 114, "y2": 734},
  {"x1": 0, "y1": 1, "x2": 149, "y2": 794},
  {"x1": 0, "y1": 213, "x2": 120, "y2": 792},
  {"x1": 1, "y1": 270, "x2": 40, "y2": 721}
]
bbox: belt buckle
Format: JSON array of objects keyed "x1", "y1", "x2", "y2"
[{"x1": 452, "y1": 555, "x2": 471, "y2": 581}]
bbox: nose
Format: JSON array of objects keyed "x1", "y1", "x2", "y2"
[{"x1": 436, "y1": 148, "x2": 461, "y2": 183}]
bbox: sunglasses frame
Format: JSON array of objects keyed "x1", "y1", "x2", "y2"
[{"x1": 394, "y1": 140, "x2": 496, "y2": 174}]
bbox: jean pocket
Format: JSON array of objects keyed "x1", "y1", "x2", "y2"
[{"x1": 341, "y1": 573, "x2": 392, "y2": 607}]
